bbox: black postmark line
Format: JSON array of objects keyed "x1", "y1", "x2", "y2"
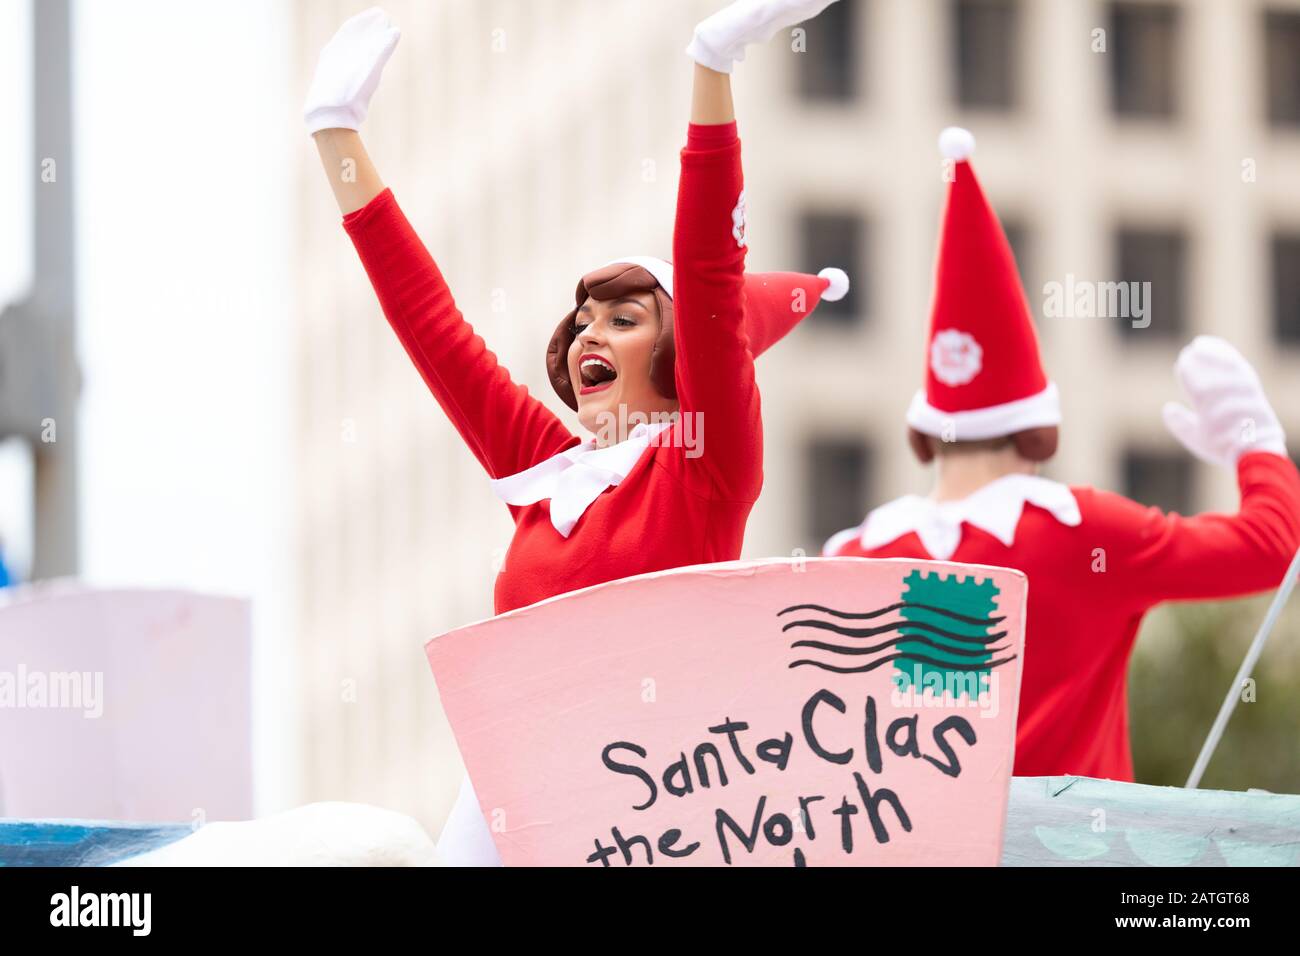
[
  {"x1": 778, "y1": 601, "x2": 1004, "y2": 627},
  {"x1": 781, "y1": 617, "x2": 1007, "y2": 646},
  {"x1": 790, "y1": 635, "x2": 1011, "y2": 659},
  {"x1": 788, "y1": 652, "x2": 1019, "y2": 675}
]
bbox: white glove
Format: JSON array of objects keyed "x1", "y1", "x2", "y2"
[
  {"x1": 1162, "y1": 335, "x2": 1287, "y2": 468},
  {"x1": 686, "y1": 0, "x2": 841, "y2": 74},
  {"x1": 303, "y1": 7, "x2": 401, "y2": 135}
]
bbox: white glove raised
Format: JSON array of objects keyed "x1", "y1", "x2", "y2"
[
  {"x1": 303, "y1": 7, "x2": 401, "y2": 136},
  {"x1": 686, "y1": 0, "x2": 842, "y2": 74},
  {"x1": 1162, "y1": 335, "x2": 1287, "y2": 468}
]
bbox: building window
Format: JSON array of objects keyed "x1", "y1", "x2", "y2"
[
  {"x1": 1115, "y1": 227, "x2": 1186, "y2": 340},
  {"x1": 807, "y1": 437, "x2": 873, "y2": 549},
  {"x1": 1265, "y1": 10, "x2": 1300, "y2": 126},
  {"x1": 796, "y1": 0, "x2": 858, "y2": 102},
  {"x1": 800, "y1": 210, "x2": 866, "y2": 326},
  {"x1": 1123, "y1": 448, "x2": 1193, "y2": 515},
  {"x1": 1108, "y1": 2, "x2": 1180, "y2": 118},
  {"x1": 1275, "y1": 234, "x2": 1300, "y2": 346},
  {"x1": 953, "y1": 0, "x2": 1020, "y2": 110}
]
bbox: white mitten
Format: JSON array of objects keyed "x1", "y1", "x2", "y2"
[
  {"x1": 686, "y1": 0, "x2": 842, "y2": 74},
  {"x1": 1162, "y1": 335, "x2": 1287, "y2": 468},
  {"x1": 303, "y1": 7, "x2": 401, "y2": 135}
]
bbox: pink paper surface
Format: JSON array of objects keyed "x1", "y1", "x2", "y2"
[
  {"x1": 0, "y1": 584, "x2": 252, "y2": 822},
  {"x1": 427, "y1": 557, "x2": 1027, "y2": 867}
]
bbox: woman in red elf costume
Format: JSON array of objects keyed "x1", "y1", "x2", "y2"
[
  {"x1": 825, "y1": 127, "x2": 1300, "y2": 785},
  {"x1": 305, "y1": 2, "x2": 846, "y2": 864}
]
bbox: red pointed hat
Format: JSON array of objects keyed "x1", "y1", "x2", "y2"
[
  {"x1": 547, "y1": 256, "x2": 849, "y2": 411},
  {"x1": 906, "y1": 127, "x2": 1059, "y2": 459},
  {"x1": 741, "y1": 267, "x2": 849, "y2": 354}
]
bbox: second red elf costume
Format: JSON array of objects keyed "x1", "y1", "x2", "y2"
[{"x1": 824, "y1": 128, "x2": 1300, "y2": 783}]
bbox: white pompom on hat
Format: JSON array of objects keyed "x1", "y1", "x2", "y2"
[
  {"x1": 938, "y1": 126, "x2": 976, "y2": 161},
  {"x1": 818, "y1": 267, "x2": 850, "y2": 302}
]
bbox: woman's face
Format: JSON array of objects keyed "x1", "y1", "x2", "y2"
[{"x1": 568, "y1": 291, "x2": 679, "y2": 437}]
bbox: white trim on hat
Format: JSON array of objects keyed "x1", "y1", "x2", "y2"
[
  {"x1": 906, "y1": 382, "x2": 1061, "y2": 442},
  {"x1": 604, "y1": 256, "x2": 674, "y2": 298}
]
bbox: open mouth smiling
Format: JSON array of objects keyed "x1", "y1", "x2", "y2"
[{"x1": 579, "y1": 354, "x2": 618, "y2": 396}]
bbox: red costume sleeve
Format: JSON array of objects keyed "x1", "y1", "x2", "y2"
[
  {"x1": 342, "y1": 189, "x2": 577, "y2": 479},
  {"x1": 1086, "y1": 451, "x2": 1300, "y2": 610},
  {"x1": 672, "y1": 122, "x2": 761, "y2": 502}
]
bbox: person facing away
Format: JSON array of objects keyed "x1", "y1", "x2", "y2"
[{"x1": 824, "y1": 127, "x2": 1300, "y2": 783}]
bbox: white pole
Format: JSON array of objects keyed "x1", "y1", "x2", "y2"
[{"x1": 1185, "y1": 544, "x2": 1300, "y2": 789}]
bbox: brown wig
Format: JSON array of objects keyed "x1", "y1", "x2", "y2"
[
  {"x1": 546, "y1": 263, "x2": 676, "y2": 412},
  {"x1": 907, "y1": 426, "x2": 1059, "y2": 464}
]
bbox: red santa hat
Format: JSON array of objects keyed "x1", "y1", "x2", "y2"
[
  {"x1": 906, "y1": 127, "x2": 1059, "y2": 462},
  {"x1": 547, "y1": 256, "x2": 849, "y2": 411}
]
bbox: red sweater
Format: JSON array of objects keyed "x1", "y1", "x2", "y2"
[
  {"x1": 826, "y1": 453, "x2": 1300, "y2": 780},
  {"x1": 343, "y1": 124, "x2": 757, "y2": 614}
]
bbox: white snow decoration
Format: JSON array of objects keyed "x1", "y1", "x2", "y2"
[{"x1": 114, "y1": 802, "x2": 440, "y2": 867}]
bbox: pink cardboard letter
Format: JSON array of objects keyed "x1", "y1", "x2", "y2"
[{"x1": 426, "y1": 558, "x2": 1027, "y2": 866}]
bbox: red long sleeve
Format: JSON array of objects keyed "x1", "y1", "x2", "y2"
[
  {"x1": 671, "y1": 122, "x2": 762, "y2": 502},
  {"x1": 1090, "y1": 451, "x2": 1300, "y2": 609},
  {"x1": 342, "y1": 189, "x2": 577, "y2": 479}
]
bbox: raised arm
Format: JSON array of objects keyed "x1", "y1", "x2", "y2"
[
  {"x1": 1091, "y1": 453, "x2": 1300, "y2": 607},
  {"x1": 671, "y1": 66, "x2": 756, "y2": 500},
  {"x1": 338, "y1": 188, "x2": 576, "y2": 479},
  {"x1": 673, "y1": 1, "x2": 843, "y2": 499},
  {"x1": 1097, "y1": 337, "x2": 1300, "y2": 607},
  {"x1": 304, "y1": 6, "x2": 397, "y2": 214},
  {"x1": 314, "y1": 128, "x2": 385, "y2": 216},
  {"x1": 305, "y1": 9, "x2": 574, "y2": 479}
]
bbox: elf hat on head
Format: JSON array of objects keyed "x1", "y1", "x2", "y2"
[
  {"x1": 546, "y1": 256, "x2": 849, "y2": 411},
  {"x1": 906, "y1": 127, "x2": 1060, "y2": 463}
]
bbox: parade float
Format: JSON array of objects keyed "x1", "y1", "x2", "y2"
[{"x1": 3, "y1": 558, "x2": 1297, "y2": 867}]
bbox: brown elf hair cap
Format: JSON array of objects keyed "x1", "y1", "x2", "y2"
[
  {"x1": 546, "y1": 262, "x2": 676, "y2": 412},
  {"x1": 907, "y1": 425, "x2": 1059, "y2": 464}
]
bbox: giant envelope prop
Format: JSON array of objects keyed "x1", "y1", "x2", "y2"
[{"x1": 426, "y1": 558, "x2": 1027, "y2": 866}]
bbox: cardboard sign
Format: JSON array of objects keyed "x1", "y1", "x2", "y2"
[
  {"x1": 0, "y1": 584, "x2": 252, "y2": 822},
  {"x1": 426, "y1": 558, "x2": 1027, "y2": 867}
]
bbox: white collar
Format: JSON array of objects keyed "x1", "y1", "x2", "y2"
[
  {"x1": 489, "y1": 421, "x2": 675, "y2": 538},
  {"x1": 828, "y1": 474, "x2": 1081, "y2": 561}
]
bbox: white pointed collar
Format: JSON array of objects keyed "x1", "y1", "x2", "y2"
[
  {"x1": 828, "y1": 474, "x2": 1081, "y2": 561},
  {"x1": 489, "y1": 420, "x2": 675, "y2": 538}
]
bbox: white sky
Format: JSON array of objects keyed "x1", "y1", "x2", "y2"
[{"x1": 0, "y1": 0, "x2": 298, "y2": 811}]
